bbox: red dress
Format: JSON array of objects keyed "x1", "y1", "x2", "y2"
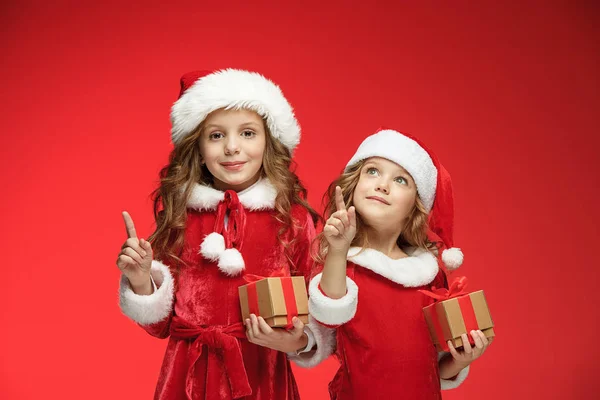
[
  {"x1": 308, "y1": 247, "x2": 470, "y2": 399},
  {"x1": 119, "y1": 179, "x2": 333, "y2": 400}
]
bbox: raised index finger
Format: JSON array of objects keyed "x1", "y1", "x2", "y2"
[
  {"x1": 122, "y1": 211, "x2": 138, "y2": 239},
  {"x1": 335, "y1": 186, "x2": 346, "y2": 212}
]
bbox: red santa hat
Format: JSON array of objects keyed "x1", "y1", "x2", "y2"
[
  {"x1": 170, "y1": 69, "x2": 300, "y2": 151},
  {"x1": 345, "y1": 129, "x2": 464, "y2": 270}
]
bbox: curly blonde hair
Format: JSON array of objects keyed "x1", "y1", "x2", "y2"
[
  {"x1": 314, "y1": 159, "x2": 435, "y2": 263},
  {"x1": 149, "y1": 116, "x2": 318, "y2": 266}
]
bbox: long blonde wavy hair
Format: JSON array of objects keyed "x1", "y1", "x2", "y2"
[
  {"x1": 149, "y1": 114, "x2": 318, "y2": 265},
  {"x1": 314, "y1": 159, "x2": 435, "y2": 263}
]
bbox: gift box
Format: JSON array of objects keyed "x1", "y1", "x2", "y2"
[
  {"x1": 420, "y1": 277, "x2": 495, "y2": 352},
  {"x1": 239, "y1": 276, "x2": 309, "y2": 328}
]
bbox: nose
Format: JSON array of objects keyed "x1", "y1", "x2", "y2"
[
  {"x1": 375, "y1": 180, "x2": 389, "y2": 194},
  {"x1": 224, "y1": 135, "x2": 240, "y2": 155}
]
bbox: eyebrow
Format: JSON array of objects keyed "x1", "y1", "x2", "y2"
[{"x1": 204, "y1": 122, "x2": 262, "y2": 130}]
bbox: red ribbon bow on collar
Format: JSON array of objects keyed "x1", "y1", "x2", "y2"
[{"x1": 215, "y1": 190, "x2": 247, "y2": 250}]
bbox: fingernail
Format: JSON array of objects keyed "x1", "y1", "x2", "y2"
[{"x1": 292, "y1": 317, "x2": 298, "y2": 323}]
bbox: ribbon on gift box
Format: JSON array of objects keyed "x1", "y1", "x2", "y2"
[
  {"x1": 243, "y1": 274, "x2": 299, "y2": 330},
  {"x1": 419, "y1": 276, "x2": 478, "y2": 351}
]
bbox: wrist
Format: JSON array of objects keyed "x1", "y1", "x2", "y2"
[{"x1": 129, "y1": 274, "x2": 153, "y2": 295}]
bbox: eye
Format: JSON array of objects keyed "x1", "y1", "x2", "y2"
[
  {"x1": 241, "y1": 129, "x2": 256, "y2": 138},
  {"x1": 395, "y1": 176, "x2": 408, "y2": 185},
  {"x1": 366, "y1": 167, "x2": 379, "y2": 176},
  {"x1": 209, "y1": 132, "x2": 224, "y2": 140}
]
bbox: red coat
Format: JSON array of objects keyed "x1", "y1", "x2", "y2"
[
  {"x1": 308, "y1": 247, "x2": 470, "y2": 400},
  {"x1": 119, "y1": 179, "x2": 331, "y2": 400}
]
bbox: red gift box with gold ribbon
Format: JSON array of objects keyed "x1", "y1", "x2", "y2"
[
  {"x1": 420, "y1": 277, "x2": 495, "y2": 352},
  {"x1": 239, "y1": 276, "x2": 309, "y2": 329}
]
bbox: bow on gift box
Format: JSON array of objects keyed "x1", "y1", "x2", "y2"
[
  {"x1": 418, "y1": 276, "x2": 469, "y2": 301},
  {"x1": 419, "y1": 276, "x2": 479, "y2": 349}
]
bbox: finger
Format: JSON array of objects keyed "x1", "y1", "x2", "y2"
[
  {"x1": 139, "y1": 239, "x2": 153, "y2": 259},
  {"x1": 122, "y1": 211, "x2": 138, "y2": 240},
  {"x1": 140, "y1": 238, "x2": 153, "y2": 256},
  {"x1": 327, "y1": 218, "x2": 345, "y2": 233},
  {"x1": 290, "y1": 316, "x2": 304, "y2": 336},
  {"x1": 348, "y1": 206, "x2": 357, "y2": 229},
  {"x1": 123, "y1": 238, "x2": 146, "y2": 257},
  {"x1": 331, "y1": 210, "x2": 350, "y2": 228},
  {"x1": 122, "y1": 247, "x2": 143, "y2": 265},
  {"x1": 324, "y1": 225, "x2": 342, "y2": 237},
  {"x1": 478, "y1": 330, "x2": 489, "y2": 346},
  {"x1": 335, "y1": 186, "x2": 346, "y2": 212},
  {"x1": 117, "y1": 254, "x2": 136, "y2": 270},
  {"x1": 471, "y1": 330, "x2": 484, "y2": 349},
  {"x1": 250, "y1": 314, "x2": 261, "y2": 338},
  {"x1": 447, "y1": 340, "x2": 460, "y2": 359},
  {"x1": 257, "y1": 316, "x2": 273, "y2": 335},
  {"x1": 461, "y1": 333, "x2": 473, "y2": 354}
]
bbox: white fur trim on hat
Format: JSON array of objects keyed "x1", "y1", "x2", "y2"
[
  {"x1": 308, "y1": 272, "x2": 358, "y2": 326},
  {"x1": 345, "y1": 129, "x2": 437, "y2": 212},
  {"x1": 347, "y1": 247, "x2": 439, "y2": 287},
  {"x1": 119, "y1": 260, "x2": 174, "y2": 325},
  {"x1": 187, "y1": 178, "x2": 277, "y2": 211},
  {"x1": 438, "y1": 352, "x2": 470, "y2": 389},
  {"x1": 171, "y1": 69, "x2": 300, "y2": 151},
  {"x1": 217, "y1": 248, "x2": 245, "y2": 276},
  {"x1": 199, "y1": 232, "x2": 226, "y2": 261},
  {"x1": 287, "y1": 315, "x2": 337, "y2": 368},
  {"x1": 442, "y1": 247, "x2": 464, "y2": 270}
]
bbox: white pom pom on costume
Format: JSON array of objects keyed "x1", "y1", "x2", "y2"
[
  {"x1": 442, "y1": 247, "x2": 464, "y2": 270},
  {"x1": 199, "y1": 232, "x2": 226, "y2": 261},
  {"x1": 218, "y1": 248, "x2": 245, "y2": 276}
]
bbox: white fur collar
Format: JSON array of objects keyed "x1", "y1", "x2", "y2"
[
  {"x1": 187, "y1": 178, "x2": 277, "y2": 211},
  {"x1": 347, "y1": 247, "x2": 439, "y2": 287}
]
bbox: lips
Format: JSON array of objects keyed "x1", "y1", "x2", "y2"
[
  {"x1": 220, "y1": 161, "x2": 246, "y2": 171},
  {"x1": 366, "y1": 196, "x2": 390, "y2": 205}
]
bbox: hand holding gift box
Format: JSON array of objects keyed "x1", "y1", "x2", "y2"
[
  {"x1": 420, "y1": 276, "x2": 495, "y2": 352},
  {"x1": 239, "y1": 276, "x2": 309, "y2": 329}
]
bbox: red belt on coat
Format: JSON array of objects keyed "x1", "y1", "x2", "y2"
[{"x1": 170, "y1": 315, "x2": 251, "y2": 399}]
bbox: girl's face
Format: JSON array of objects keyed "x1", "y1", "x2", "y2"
[
  {"x1": 199, "y1": 108, "x2": 266, "y2": 192},
  {"x1": 353, "y1": 157, "x2": 417, "y2": 231}
]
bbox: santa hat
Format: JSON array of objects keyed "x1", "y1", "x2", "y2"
[
  {"x1": 170, "y1": 69, "x2": 300, "y2": 151},
  {"x1": 345, "y1": 129, "x2": 464, "y2": 270}
]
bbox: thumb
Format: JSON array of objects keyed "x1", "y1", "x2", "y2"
[
  {"x1": 290, "y1": 316, "x2": 305, "y2": 335},
  {"x1": 140, "y1": 239, "x2": 153, "y2": 256},
  {"x1": 348, "y1": 206, "x2": 357, "y2": 228}
]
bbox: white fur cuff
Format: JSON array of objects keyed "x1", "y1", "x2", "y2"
[
  {"x1": 438, "y1": 352, "x2": 470, "y2": 389},
  {"x1": 119, "y1": 260, "x2": 175, "y2": 325},
  {"x1": 287, "y1": 315, "x2": 336, "y2": 368},
  {"x1": 308, "y1": 273, "x2": 358, "y2": 326}
]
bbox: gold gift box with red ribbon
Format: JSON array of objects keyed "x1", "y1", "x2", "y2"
[
  {"x1": 420, "y1": 277, "x2": 495, "y2": 352},
  {"x1": 239, "y1": 277, "x2": 309, "y2": 328}
]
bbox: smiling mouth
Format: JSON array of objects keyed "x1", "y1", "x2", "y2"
[
  {"x1": 220, "y1": 161, "x2": 246, "y2": 170},
  {"x1": 366, "y1": 196, "x2": 390, "y2": 205}
]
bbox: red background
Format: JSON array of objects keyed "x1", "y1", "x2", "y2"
[{"x1": 1, "y1": 1, "x2": 599, "y2": 398}]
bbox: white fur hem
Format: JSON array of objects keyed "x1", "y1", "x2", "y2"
[
  {"x1": 438, "y1": 352, "x2": 470, "y2": 390},
  {"x1": 347, "y1": 247, "x2": 438, "y2": 287},
  {"x1": 187, "y1": 178, "x2": 276, "y2": 211},
  {"x1": 119, "y1": 260, "x2": 174, "y2": 325},
  {"x1": 308, "y1": 273, "x2": 358, "y2": 326},
  {"x1": 287, "y1": 315, "x2": 336, "y2": 368}
]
